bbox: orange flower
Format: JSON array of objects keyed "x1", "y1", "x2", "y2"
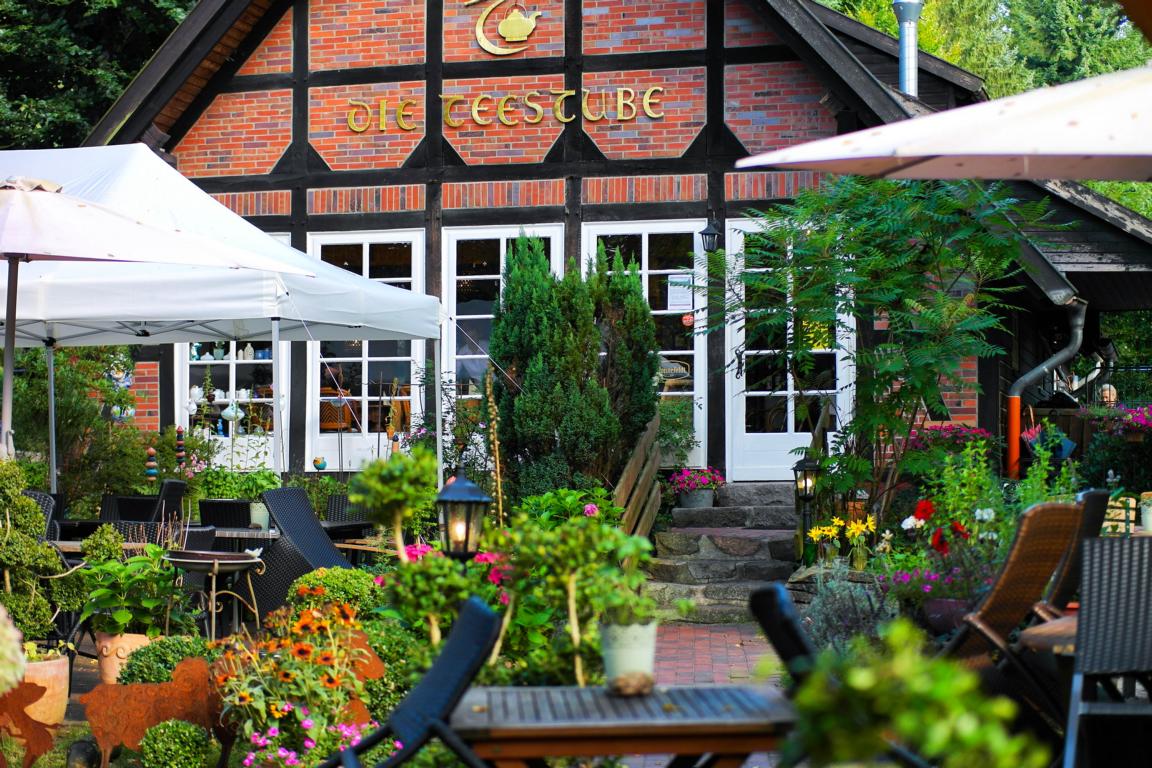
[
  {"x1": 316, "y1": 651, "x2": 336, "y2": 666},
  {"x1": 214, "y1": 673, "x2": 234, "y2": 687},
  {"x1": 278, "y1": 670, "x2": 296, "y2": 683},
  {"x1": 335, "y1": 603, "x2": 356, "y2": 625},
  {"x1": 296, "y1": 585, "x2": 311, "y2": 597},
  {"x1": 321, "y1": 673, "x2": 342, "y2": 689},
  {"x1": 269, "y1": 702, "x2": 287, "y2": 718},
  {"x1": 235, "y1": 691, "x2": 253, "y2": 705},
  {"x1": 291, "y1": 642, "x2": 314, "y2": 661},
  {"x1": 293, "y1": 611, "x2": 317, "y2": 635},
  {"x1": 313, "y1": 618, "x2": 331, "y2": 634}
]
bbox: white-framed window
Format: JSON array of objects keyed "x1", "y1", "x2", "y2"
[
  {"x1": 442, "y1": 225, "x2": 565, "y2": 400},
  {"x1": 306, "y1": 230, "x2": 426, "y2": 471},
  {"x1": 581, "y1": 220, "x2": 709, "y2": 467}
]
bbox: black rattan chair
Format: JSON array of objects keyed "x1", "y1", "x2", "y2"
[
  {"x1": 23, "y1": 489, "x2": 59, "y2": 540},
  {"x1": 1063, "y1": 537, "x2": 1152, "y2": 768},
  {"x1": 252, "y1": 488, "x2": 351, "y2": 615},
  {"x1": 1040, "y1": 489, "x2": 1111, "y2": 619},
  {"x1": 198, "y1": 498, "x2": 252, "y2": 528},
  {"x1": 319, "y1": 596, "x2": 500, "y2": 768}
]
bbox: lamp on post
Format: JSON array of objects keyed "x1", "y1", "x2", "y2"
[
  {"x1": 792, "y1": 454, "x2": 822, "y2": 563},
  {"x1": 435, "y1": 468, "x2": 493, "y2": 561},
  {"x1": 699, "y1": 220, "x2": 721, "y2": 253}
]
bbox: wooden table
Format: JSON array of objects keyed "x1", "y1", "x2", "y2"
[
  {"x1": 212, "y1": 527, "x2": 280, "y2": 540},
  {"x1": 1018, "y1": 615, "x2": 1077, "y2": 656},
  {"x1": 450, "y1": 685, "x2": 794, "y2": 767},
  {"x1": 50, "y1": 540, "x2": 148, "y2": 554}
]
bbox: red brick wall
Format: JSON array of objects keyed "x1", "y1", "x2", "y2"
[
  {"x1": 238, "y1": 7, "x2": 293, "y2": 76},
  {"x1": 724, "y1": 62, "x2": 836, "y2": 154},
  {"x1": 174, "y1": 90, "x2": 292, "y2": 178},
  {"x1": 308, "y1": 184, "x2": 426, "y2": 214},
  {"x1": 309, "y1": 82, "x2": 426, "y2": 170},
  {"x1": 444, "y1": 0, "x2": 564, "y2": 62},
  {"x1": 211, "y1": 190, "x2": 293, "y2": 216},
  {"x1": 583, "y1": 0, "x2": 705, "y2": 54},
  {"x1": 443, "y1": 179, "x2": 565, "y2": 209},
  {"x1": 130, "y1": 362, "x2": 160, "y2": 432},
  {"x1": 583, "y1": 174, "x2": 707, "y2": 204},
  {"x1": 442, "y1": 75, "x2": 565, "y2": 164},
  {"x1": 724, "y1": 0, "x2": 780, "y2": 47},
  {"x1": 310, "y1": 0, "x2": 424, "y2": 70},
  {"x1": 725, "y1": 171, "x2": 820, "y2": 200},
  {"x1": 582, "y1": 68, "x2": 705, "y2": 159}
]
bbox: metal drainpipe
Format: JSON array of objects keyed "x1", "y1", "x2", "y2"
[
  {"x1": 1006, "y1": 299, "x2": 1088, "y2": 479},
  {"x1": 892, "y1": 0, "x2": 924, "y2": 98}
]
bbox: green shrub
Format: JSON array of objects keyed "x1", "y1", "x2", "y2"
[
  {"x1": 360, "y1": 617, "x2": 430, "y2": 718},
  {"x1": 81, "y1": 524, "x2": 126, "y2": 565},
  {"x1": 284, "y1": 473, "x2": 348, "y2": 518},
  {"x1": 119, "y1": 635, "x2": 217, "y2": 684},
  {"x1": 803, "y1": 562, "x2": 897, "y2": 653},
  {"x1": 287, "y1": 568, "x2": 387, "y2": 613},
  {"x1": 139, "y1": 719, "x2": 211, "y2": 768},
  {"x1": 1080, "y1": 430, "x2": 1152, "y2": 493}
]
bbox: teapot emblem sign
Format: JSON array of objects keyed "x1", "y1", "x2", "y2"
[{"x1": 498, "y1": 4, "x2": 541, "y2": 43}]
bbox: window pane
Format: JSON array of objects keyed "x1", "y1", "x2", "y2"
[
  {"x1": 745, "y1": 353, "x2": 787, "y2": 393},
  {"x1": 649, "y1": 232, "x2": 694, "y2": 270},
  {"x1": 746, "y1": 395, "x2": 787, "y2": 433},
  {"x1": 456, "y1": 318, "x2": 493, "y2": 355},
  {"x1": 599, "y1": 234, "x2": 641, "y2": 265},
  {"x1": 193, "y1": 363, "x2": 230, "y2": 396},
  {"x1": 658, "y1": 354, "x2": 694, "y2": 394},
  {"x1": 795, "y1": 396, "x2": 836, "y2": 432},
  {"x1": 455, "y1": 358, "x2": 488, "y2": 396},
  {"x1": 457, "y1": 239, "x2": 501, "y2": 276},
  {"x1": 457, "y1": 278, "x2": 499, "y2": 315},
  {"x1": 317, "y1": 363, "x2": 360, "y2": 393},
  {"x1": 321, "y1": 243, "x2": 362, "y2": 274},
  {"x1": 368, "y1": 242, "x2": 412, "y2": 280},
  {"x1": 320, "y1": 340, "x2": 363, "y2": 358},
  {"x1": 235, "y1": 364, "x2": 274, "y2": 394},
  {"x1": 647, "y1": 273, "x2": 694, "y2": 312},
  {"x1": 367, "y1": 361, "x2": 413, "y2": 388},
  {"x1": 367, "y1": 401, "x2": 411, "y2": 433},
  {"x1": 797, "y1": 353, "x2": 837, "y2": 392},
  {"x1": 367, "y1": 340, "x2": 411, "y2": 357},
  {"x1": 654, "y1": 314, "x2": 693, "y2": 351}
]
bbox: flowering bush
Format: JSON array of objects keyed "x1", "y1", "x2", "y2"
[
  {"x1": 214, "y1": 600, "x2": 372, "y2": 768},
  {"x1": 667, "y1": 466, "x2": 725, "y2": 494},
  {"x1": 905, "y1": 424, "x2": 995, "y2": 454}
]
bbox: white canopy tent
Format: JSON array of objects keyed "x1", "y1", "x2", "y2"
[{"x1": 0, "y1": 144, "x2": 444, "y2": 486}]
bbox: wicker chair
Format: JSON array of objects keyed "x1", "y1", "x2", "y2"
[
  {"x1": 198, "y1": 498, "x2": 252, "y2": 528},
  {"x1": 943, "y1": 500, "x2": 1084, "y2": 731},
  {"x1": 23, "y1": 489, "x2": 59, "y2": 541},
  {"x1": 1063, "y1": 537, "x2": 1152, "y2": 768},
  {"x1": 1039, "y1": 489, "x2": 1111, "y2": 619},
  {"x1": 318, "y1": 597, "x2": 500, "y2": 768},
  {"x1": 251, "y1": 488, "x2": 351, "y2": 615},
  {"x1": 749, "y1": 583, "x2": 928, "y2": 768},
  {"x1": 326, "y1": 493, "x2": 374, "y2": 540}
]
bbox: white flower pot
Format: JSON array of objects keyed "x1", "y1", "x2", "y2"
[
  {"x1": 249, "y1": 501, "x2": 269, "y2": 530},
  {"x1": 600, "y1": 621, "x2": 659, "y2": 682}
]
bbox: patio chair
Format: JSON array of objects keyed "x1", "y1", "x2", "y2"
[
  {"x1": 1038, "y1": 489, "x2": 1111, "y2": 619},
  {"x1": 943, "y1": 501, "x2": 1084, "y2": 732},
  {"x1": 318, "y1": 596, "x2": 500, "y2": 768},
  {"x1": 749, "y1": 583, "x2": 929, "y2": 768},
  {"x1": 1063, "y1": 537, "x2": 1152, "y2": 768},
  {"x1": 251, "y1": 488, "x2": 351, "y2": 615},
  {"x1": 23, "y1": 489, "x2": 59, "y2": 540},
  {"x1": 198, "y1": 498, "x2": 252, "y2": 528}
]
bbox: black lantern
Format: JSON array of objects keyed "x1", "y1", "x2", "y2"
[
  {"x1": 699, "y1": 220, "x2": 721, "y2": 252},
  {"x1": 792, "y1": 454, "x2": 823, "y2": 562},
  {"x1": 435, "y1": 468, "x2": 492, "y2": 561}
]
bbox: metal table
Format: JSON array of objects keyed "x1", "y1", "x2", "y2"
[
  {"x1": 450, "y1": 684, "x2": 794, "y2": 767},
  {"x1": 163, "y1": 550, "x2": 263, "y2": 640}
]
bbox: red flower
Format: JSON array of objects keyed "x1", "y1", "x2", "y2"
[
  {"x1": 930, "y1": 527, "x2": 949, "y2": 556},
  {"x1": 913, "y1": 500, "x2": 936, "y2": 521},
  {"x1": 951, "y1": 521, "x2": 970, "y2": 540}
]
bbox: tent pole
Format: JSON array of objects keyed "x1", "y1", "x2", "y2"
[
  {"x1": 271, "y1": 318, "x2": 284, "y2": 476},
  {"x1": 433, "y1": 338, "x2": 443, "y2": 487},
  {"x1": 45, "y1": 338, "x2": 57, "y2": 493},
  {"x1": 1, "y1": 255, "x2": 20, "y2": 460}
]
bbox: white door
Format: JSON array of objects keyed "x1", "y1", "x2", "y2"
[{"x1": 724, "y1": 222, "x2": 854, "y2": 481}]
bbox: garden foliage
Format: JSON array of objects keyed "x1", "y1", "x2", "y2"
[
  {"x1": 118, "y1": 635, "x2": 218, "y2": 684},
  {"x1": 139, "y1": 718, "x2": 211, "y2": 768}
]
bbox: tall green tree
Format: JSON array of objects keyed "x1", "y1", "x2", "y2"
[{"x1": 0, "y1": 0, "x2": 195, "y2": 148}]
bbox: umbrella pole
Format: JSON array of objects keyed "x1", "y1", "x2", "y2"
[
  {"x1": 45, "y1": 339, "x2": 57, "y2": 493},
  {"x1": 433, "y1": 338, "x2": 443, "y2": 486},
  {"x1": 0, "y1": 255, "x2": 21, "y2": 460},
  {"x1": 271, "y1": 318, "x2": 284, "y2": 476}
]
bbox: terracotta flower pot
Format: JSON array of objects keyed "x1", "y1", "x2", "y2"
[
  {"x1": 94, "y1": 632, "x2": 154, "y2": 685},
  {"x1": 22, "y1": 656, "x2": 69, "y2": 726}
]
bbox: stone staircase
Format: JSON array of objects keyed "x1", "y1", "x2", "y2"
[{"x1": 644, "y1": 482, "x2": 799, "y2": 623}]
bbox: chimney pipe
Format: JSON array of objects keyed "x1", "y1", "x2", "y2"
[{"x1": 892, "y1": 0, "x2": 923, "y2": 98}]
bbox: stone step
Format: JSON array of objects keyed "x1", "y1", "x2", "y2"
[
  {"x1": 646, "y1": 556, "x2": 795, "y2": 585},
  {"x1": 644, "y1": 580, "x2": 782, "y2": 624},
  {"x1": 716, "y1": 482, "x2": 794, "y2": 508},
  {"x1": 655, "y1": 527, "x2": 795, "y2": 561},
  {"x1": 672, "y1": 505, "x2": 797, "y2": 529}
]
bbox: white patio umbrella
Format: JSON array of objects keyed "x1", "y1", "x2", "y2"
[
  {"x1": 0, "y1": 178, "x2": 314, "y2": 460},
  {"x1": 737, "y1": 65, "x2": 1152, "y2": 181}
]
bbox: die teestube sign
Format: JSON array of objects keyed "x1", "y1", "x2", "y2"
[{"x1": 345, "y1": 0, "x2": 666, "y2": 133}]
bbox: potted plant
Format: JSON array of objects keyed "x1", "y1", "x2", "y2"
[
  {"x1": 597, "y1": 533, "x2": 660, "y2": 692},
  {"x1": 349, "y1": 447, "x2": 438, "y2": 561},
  {"x1": 20, "y1": 641, "x2": 71, "y2": 726},
  {"x1": 79, "y1": 543, "x2": 195, "y2": 684},
  {"x1": 198, "y1": 467, "x2": 281, "y2": 529},
  {"x1": 667, "y1": 466, "x2": 724, "y2": 508}
]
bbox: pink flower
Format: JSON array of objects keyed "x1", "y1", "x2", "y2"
[
  {"x1": 301, "y1": 718, "x2": 314, "y2": 730},
  {"x1": 243, "y1": 754, "x2": 255, "y2": 767},
  {"x1": 267, "y1": 727, "x2": 279, "y2": 738},
  {"x1": 251, "y1": 733, "x2": 263, "y2": 745},
  {"x1": 473, "y1": 552, "x2": 502, "y2": 564},
  {"x1": 583, "y1": 503, "x2": 599, "y2": 517},
  {"x1": 499, "y1": 590, "x2": 510, "y2": 606},
  {"x1": 303, "y1": 738, "x2": 316, "y2": 750}
]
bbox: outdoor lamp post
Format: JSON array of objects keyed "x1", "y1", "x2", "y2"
[
  {"x1": 699, "y1": 220, "x2": 721, "y2": 253},
  {"x1": 792, "y1": 455, "x2": 822, "y2": 562},
  {"x1": 436, "y1": 468, "x2": 493, "y2": 561}
]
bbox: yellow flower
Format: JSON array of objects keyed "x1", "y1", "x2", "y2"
[
  {"x1": 831, "y1": 516, "x2": 845, "y2": 528},
  {"x1": 807, "y1": 527, "x2": 822, "y2": 542},
  {"x1": 846, "y1": 520, "x2": 867, "y2": 539},
  {"x1": 866, "y1": 514, "x2": 877, "y2": 533}
]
